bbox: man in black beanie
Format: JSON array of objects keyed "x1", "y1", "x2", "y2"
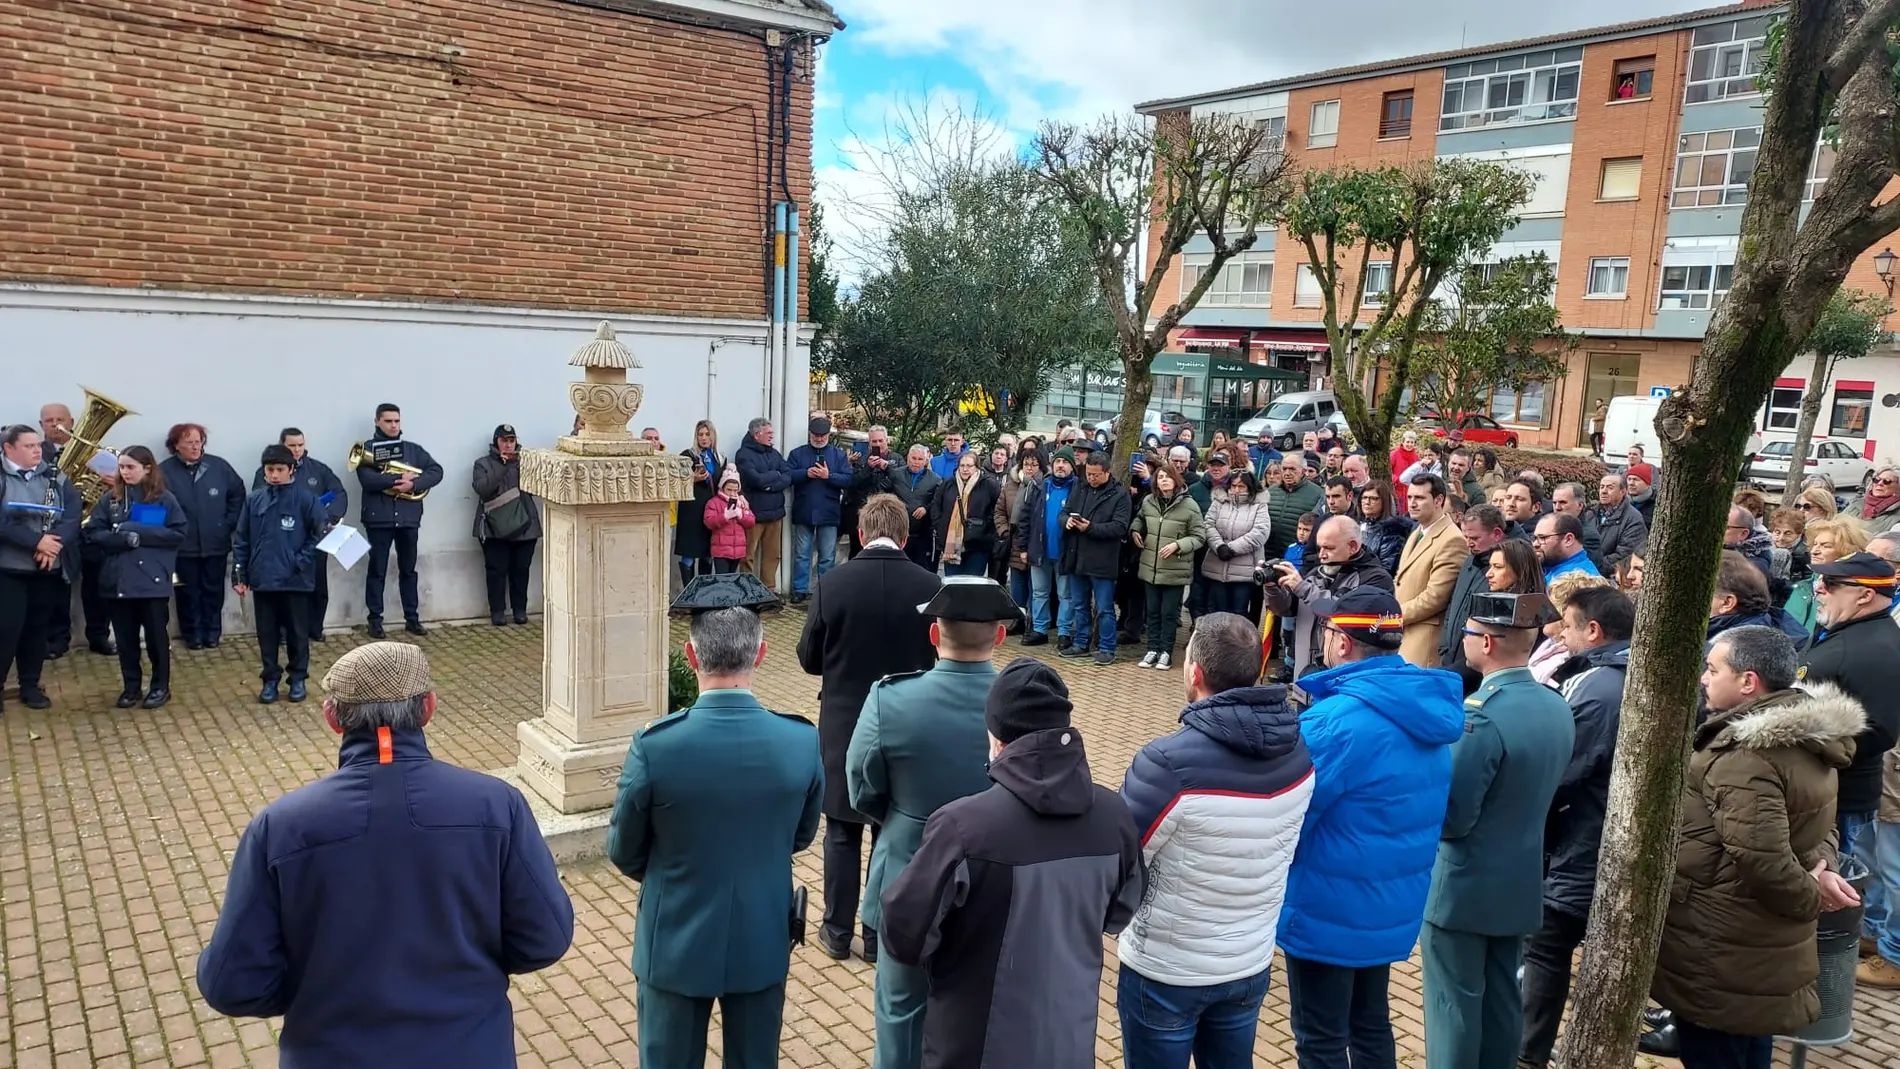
[{"x1": 881, "y1": 657, "x2": 1143, "y2": 1069}]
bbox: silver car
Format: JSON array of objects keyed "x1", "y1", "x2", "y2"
[{"x1": 1238, "y1": 391, "x2": 1339, "y2": 450}]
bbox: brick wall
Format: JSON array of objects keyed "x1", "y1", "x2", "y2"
[{"x1": 0, "y1": 0, "x2": 814, "y2": 318}]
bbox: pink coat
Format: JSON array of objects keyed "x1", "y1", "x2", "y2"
[{"x1": 704, "y1": 493, "x2": 755, "y2": 559}]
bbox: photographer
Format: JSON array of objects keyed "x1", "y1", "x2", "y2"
[
  {"x1": 1261, "y1": 515, "x2": 1394, "y2": 679},
  {"x1": 846, "y1": 425, "x2": 900, "y2": 558}
]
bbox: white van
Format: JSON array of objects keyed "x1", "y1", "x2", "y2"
[{"x1": 1600, "y1": 396, "x2": 1663, "y2": 465}]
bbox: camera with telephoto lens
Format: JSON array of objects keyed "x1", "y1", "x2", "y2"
[{"x1": 1254, "y1": 558, "x2": 1285, "y2": 585}]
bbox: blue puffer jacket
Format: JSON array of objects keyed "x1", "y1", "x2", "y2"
[
  {"x1": 735, "y1": 437, "x2": 792, "y2": 522},
  {"x1": 233, "y1": 483, "x2": 329, "y2": 593},
  {"x1": 785, "y1": 442, "x2": 854, "y2": 527},
  {"x1": 1278, "y1": 654, "x2": 1464, "y2": 967}
]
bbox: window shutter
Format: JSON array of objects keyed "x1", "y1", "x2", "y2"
[{"x1": 1600, "y1": 157, "x2": 1642, "y2": 200}]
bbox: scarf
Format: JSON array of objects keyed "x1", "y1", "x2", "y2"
[
  {"x1": 1865, "y1": 491, "x2": 1898, "y2": 519},
  {"x1": 942, "y1": 472, "x2": 979, "y2": 564}
]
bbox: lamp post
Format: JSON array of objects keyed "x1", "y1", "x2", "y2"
[{"x1": 1874, "y1": 247, "x2": 1896, "y2": 297}]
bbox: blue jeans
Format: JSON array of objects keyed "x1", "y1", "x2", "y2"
[
  {"x1": 1284, "y1": 954, "x2": 1397, "y2": 1069},
  {"x1": 1071, "y1": 574, "x2": 1118, "y2": 654},
  {"x1": 1117, "y1": 965, "x2": 1272, "y2": 1069},
  {"x1": 1030, "y1": 564, "x2": 1072, "y2": 637},
  {"x1": 791, "y1": 524, "x2": 837, "y2": 594},
  {"x1": 1673, "y1": 1017, "x2": 1771, "y2": 1069},
  {"x1": 1864, "y1": 816, "x2": 1899, "y2": 961},
  {"x1": 1009, "y1": 567, "x2": 1031, "y2": 617}
]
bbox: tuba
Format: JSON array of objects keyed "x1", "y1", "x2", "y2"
[
  {"x1": 56, "y1": 387, "x2": 135, "y2": 509},
  {"x1": 347, "y1": 440, "x2": 429, "y2": 501}
]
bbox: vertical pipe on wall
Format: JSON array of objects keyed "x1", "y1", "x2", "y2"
[
  {"x1": 769, "y1": 202, "x2": 789, "y2": 421},
  {"x1": 785, "y1": 205, "x2": 801, "y2": 434}
]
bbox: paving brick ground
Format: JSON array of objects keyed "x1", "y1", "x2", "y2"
[{"x1": 2, "y1": 613, "x2": 1895, "y2": 1068}]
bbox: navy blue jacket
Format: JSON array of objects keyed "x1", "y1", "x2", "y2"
[
  {"x1": 0, "y1": 461, "x2": 83, "y2": 581},
  {"x1": 735, "y1": 437, "x2": 792, "y2": 522},
  {"x1": 159, "y1": 453, "x2": 247, "y2": 558},
  {"x1": 233, "y1": 483, "x2": 329, "y2": 593},
  {"x1": 786, "y1": 441, "x2": 854, "y2": 527},
  {"x1": 197, "y1": 727, "x2": 573, "y2": 1069},
  {"x1": 84, "y1": 487, "x2": 188, "y2": 600},
  {"x1": 353, "y1": 434, "x2": 444, "y2": 529},
  {"x1": 254, "y1": 457, "x2": 348, "y2": 527},
  {"x1": 1545, "y1": 641, "x2": 1628, "y2": 917}
]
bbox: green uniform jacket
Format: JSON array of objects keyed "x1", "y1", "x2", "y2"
[
  {"x1": 607, "y1": 689, "x2": 824, "y2": 997},
  {"x1": 1135, "y1": 491, "x2": 1206, "y2": 586},
  {"x1": 1265, "y1": 479, "x2": 1324, "y2": 557},
  {"x1": 1425, "y1": 667, "x2": 1574, "y2": 937},
  {"x1": 846, "y1": 660, "x2": 997, "y2": 932}
]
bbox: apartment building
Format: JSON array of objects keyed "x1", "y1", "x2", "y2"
[{"x1": 1137, "y1": 0, "x2": 1900, "y2": 456}]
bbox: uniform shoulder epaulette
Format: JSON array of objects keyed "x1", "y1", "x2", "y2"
[
  {"x1": 638, "y1": 710, "x2": 689, "y2": 737},
  {"x1": 874, "y1": 668, "x2": 931, "y2": 689},
  {"x1": 771, "y1": 710, "x2": 816, "y2": 727}
]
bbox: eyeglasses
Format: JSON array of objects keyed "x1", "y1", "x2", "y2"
[
  {"x1": 1877, "y1": 477, "x2": 1898, "y2": 487},
  {"x1": 1795, "y1": 502, "x2": 1819, "y2": 511}
]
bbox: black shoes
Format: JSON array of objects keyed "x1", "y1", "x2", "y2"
[
  {"x1": 512, "y1": 614, "x2": 528, "y2": 625},
  {"x1": 186, "y1": 640, "x2": 204, "y2": 650},
  {"x1": 1057, "y1": 635, "x2": 1074, "y2": 652},
  {"x1": 287, "y1": 680, "x2": 307, "y2": 703},
  {"x1": 817, "y1": 930, "x2": 851, "y2": 961},
  {"x1": 310, "y1": 632, "x2": 327, "y2": 644},
  {"x1": 491, "y1": 613, "x2": 508, "y2": 627},
  {"x1": 1058, "y1": 642, "x2": 1091, "y2": 659},
  {"x1": 20, "y1": 689, "x2": 50, "y2": 710},
  {"x1": 860, "y1": 934, "x2": 878, "y2": 965},
  {"x1": 1021, "y1": 631, "x2": 1048, "y2": 646},
  {"x1": 259, "y1": 680, "x2": 280, "y2": 705},
  {"x1": 1636, "y1": 1011, "x2": 1679, "y2": 1057},
  {"x1": 89, "y1": 641, "x2": 116, "y2": 656},
  {"x1": 367, "y1": 621, "x2": 387, "y2": 639},
  {"x1": 405, "y1": 621, "x2": 428, "y2": 636},
  {"x1": 45, "y1": 648, "x2": 66, "y2": 661},
  {"x1": 115, "y1": 690, "x2": 140, "y2": 709},
  {"x1": 142, "y1": 688, "x2": 169, "y2": 709}
]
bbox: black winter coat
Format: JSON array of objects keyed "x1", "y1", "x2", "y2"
[
  {"x1": 735, "y1": 437, "x2": 792, "y2": 522},
  {"x1": 1545, "y1": 641, "x2": 1629, "y2": 917},
  {"x1": 252, "y1": 457, "x2": 348, "y2": 527},
  {"x1": 893, "y1": 467, "x2": 942, "y2": 553},
  {"x1": 795, "y1": 546, "x2": 941, "y2": 819},
  {"x1": 674, "y1": 447, "x2": 725, "y2": 559},
  {"x1": 159, "y1": 454, "x2": 246, "y2": 557},
  {"x1": 1596, "y1": 499, "x2": 1648, "y2": 569},
  {"x1": 1797, "y1": 610, "x2": 1900, "y2": 815},
  {"x1": 471, "y1": 448, "x2": 543, "y2": 543},
  {"x1": 353, "y1": 435, "x2": 444, "y2": 529},
  {"x1": 1058, "y1": 476, "x2": 1133, "y2": 579},
  {"x1": 84, "y1": 487, "x2": 188, "y2": 600},
  {"x1": 1358, "y1": 513, "x2": 1415, "y2": 574},
  {"x1": 1439, "y1": 550, "x2": 1493, "y2": 693},
  {"x1": 233, "y1": 483, "x2": 329, "y2": 593}
]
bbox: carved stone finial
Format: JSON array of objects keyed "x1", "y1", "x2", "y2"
[
  {"x1": 569, "y1": 321, "x2": 640, "y2": 370},
  {"x1": 561, "y1": 321, "x2": 646, "y2": 456}
]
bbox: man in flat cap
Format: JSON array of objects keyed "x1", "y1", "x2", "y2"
[
  {"x1": 881, "y1": 657, "x2": 1143, "y2": 1069},
  {"x1": 1423, "y1": 592, "x2": 1573, "y2": 1069},
  {"x1": 847, "y1": 576, "x2": 1018, "y2": 1069},
  {"x1": 797, "y1": 493, "x2": 940, "y2": 962},
  {"x1": 610, "y1": 572, "x2": 824, "y2": 1069},
  {"x1": 196, "y1": 642, "x2": 574, "y2": 1068}
]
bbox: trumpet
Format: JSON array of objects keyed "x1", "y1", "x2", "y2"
[{"x1": 347, "y1": 440, "x2": 430, "y2": 501}]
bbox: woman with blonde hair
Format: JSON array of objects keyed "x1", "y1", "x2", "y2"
[
  {"x1": 1794, "y1": 483, "x2": 1838, "y2": 519},
  {"x1": 675, "y1": 419, "x2": 725, "y2": 584},
  {"x1": 1785, "y1": 515, "x2": 1871, "y2": 632},
  {"x1": 1529, "y1": 573, "x2": 1614, "y2": 685}
]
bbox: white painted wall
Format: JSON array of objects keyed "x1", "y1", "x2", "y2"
[
  {"x1": 1764, "y1": 344, "x2": 1900, "y2": 469},
  {"x1": 2, "y1": 284, "x2": 811, "y2": 629}
]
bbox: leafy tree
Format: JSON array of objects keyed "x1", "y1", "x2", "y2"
[
  {"x1": 1776, "y1": 286, "x2": 1893, "y2": 507},
  {"x1": 1407, "y1": 255, "x2": 1574, "y2": 427},
  {"x1": 806, "y1": 199, "x2": 841, "y2": 361},
  {"x1": 1281, "y1": 159, "x2": 1537, "y2": 478},
  {"x1": 1033, "y1": 112, "x2": 1292, "y2": 473},
  {"x1": 1561, "y1": 3, "x2": 1900, "y2": 1066}
]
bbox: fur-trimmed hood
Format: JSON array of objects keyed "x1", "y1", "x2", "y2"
[{"x1": 1709, "y1": 681, "x2": 1866, "y2": 765}]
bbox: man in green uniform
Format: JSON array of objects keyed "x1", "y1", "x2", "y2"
[
  {"x1": 607, "y1": 573, "x2": 825, "y2": 1069},
  {"x1": 847, "y1": 576, "x2": 1020, "y2": 1069},
  {"x1": 1424, "y1": 592, "x2": 1574, "y2": 1069}
]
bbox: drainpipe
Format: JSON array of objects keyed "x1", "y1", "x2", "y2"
[{"x1": 784, "y1": 205, "x2": 802, "y2": 433}]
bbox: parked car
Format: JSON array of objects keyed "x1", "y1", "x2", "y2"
[
  {"x1": 1107, "y1": 409, "x2": 1187, "y2": 448},
  {"x1": 1414, "y1": 411, "x2": 1519, "y2": 448},
  {"x1": 1238, "y1": 391, "x2": 1339, "y2": 450},
  {"x1": 1743, "y1": 437, "x2": 1875, "y2": 493}
]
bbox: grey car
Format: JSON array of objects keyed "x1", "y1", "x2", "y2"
[{"x1": 1238, "y1": 391, "x2": 1339, "y2": 450}]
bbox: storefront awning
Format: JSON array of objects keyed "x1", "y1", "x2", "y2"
[{"x1": 1177, "y1": 327, "x2": 1331, "y2": 352}]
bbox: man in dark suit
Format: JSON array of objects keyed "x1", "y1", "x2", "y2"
[
  {"x1": 796, "y1": 492, "x2": 941, "y2": 962},
  {"x1": 608, "y1": 573, "x2": 823, "y2": 1069}
]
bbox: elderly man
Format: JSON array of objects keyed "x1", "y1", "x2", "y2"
[
  {"x1": 197, "y1": 642, "x2": 574, "y2": 1066},
  {"x1": 610, "y1": 574, "x2": 824, "y2": 1069},
  {"x1": 1396, "y1": 474, "x2": 1468, "y2": 668},
  {"x1": 1596, "y1": 471, "x2": 1649, "y2": 571},
  {"x1": 786, "y1": 417, "x2": 854, "y2": 605},
  {"x1": 893, "y1": 445, "x2": 942, "y2": 569},
  {"x1": 1534, "y1": 513, "x2": 1599, "y2": 582},
  {"x1": 35, "y1": 403, "x2": 98, "y2": 658},
  {"x1": 1264, "y1": 515, "x2": 1394, "y2": 678},
  {"x1": 849, "y1": 425, "x2": 901, "y2": 557},
  {"x1": 1058, "y1": 452, "x2": 1133, "y2": 665},
  {"x1": 1343, "y1": 453, "x2": 1371, "y2": 494},
  {"x1": 735, "y1": 418, "x2": 793, "y2": 589},
  {"x1": 797, "y1": 494, "x2": 940, "y2": 963},
  {"x1": 0, "y1": 425, "x2": 82, "y2": 712}
]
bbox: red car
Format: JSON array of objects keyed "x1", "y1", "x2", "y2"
[{"x1": 1414, "y1": 411, "x2": 1519, "y2": 448}]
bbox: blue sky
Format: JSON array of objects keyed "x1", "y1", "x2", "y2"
[{"x1": 813, "y1": 0, "x2": 1719, "y2": 272}]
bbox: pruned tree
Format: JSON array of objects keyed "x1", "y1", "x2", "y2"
[
  {"x1": 1281, "y1": 159, "x2": 1537, "y2": 478},
  {"x1": 1559, "y1": 3, "x2": 1900, "y2": 1066},
  {"x1": 1033, "y1": 111, "x2": 1293, "y2": 473},
  {"x1": 1408, "y1": 254, "x2": 1575, "y2": 428},
  {"x1": 1776, "y1": 286, "x2": 1894, "y2": 507}
]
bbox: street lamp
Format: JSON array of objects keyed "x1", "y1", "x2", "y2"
[{"x1": 1875, "y1": 247, "x2": 1897, "y2": 296}]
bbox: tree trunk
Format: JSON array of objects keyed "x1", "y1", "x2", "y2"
[
  {"x1": 1777, "y1": 350, "x2": 1835, "y2": 508},
  {"x1": 1113, "y1": 342, "x2": 1156, "y2": 477}
]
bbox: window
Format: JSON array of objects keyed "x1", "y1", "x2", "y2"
[
  {"x1": 1832, "y1": 387, "x2": 1873, "y2": 438},
  {"x1": 1659, "y1": 263, "x2": 1735, "y2": 309},
  {"x1": 1379, "y1": 91, "x2": 1413, "y2": 138},
  {"x1": 1180, "y1": 253, "x2": 1273, "y2": 307},
  {"x1": 1599, "y1": 157, "x2": 1642, "y2": 200},
  {"x1": 1671, "y1": 127, "x2": 1760, "y2": 208},
  {"x1": 1764, "y1": 386, "x2": 1803, "y2": 432},
  {"x1": 1363, "y1": 261, "x2": 1393, "y2": 305},
  {"x1": 1586, "y1": 257, "x2": 1630, "y2": 298},
  {"x1": 1294, "y1": 264, "x2": 1323, "y2": 306},
  {"x1": 1611, "y1": 56, "x2": 1655, "y2": 100},
  {"x1": 1308, "y1": 100, "x2": 1340, "y2": 148},
  {"x1": 1245, "y1": 115, "x2": 1287, "y2": 174},
  {"x1": 1440, "y1": 47, "x2": 1583, "y2": 131},
  {"x1": 1490, "y1": 381, "x2": 1547, "y2": 426},
  {"x1": 1808, "y1": 139, "x2": 1837, "y2": 201},
  {"x1": 1686, "y1": 16, "x2": 1769, "y2": 105}
]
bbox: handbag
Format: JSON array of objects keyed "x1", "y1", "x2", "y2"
[{"x1": 482, "y1": 487, "x2": 535, "y2": 540}]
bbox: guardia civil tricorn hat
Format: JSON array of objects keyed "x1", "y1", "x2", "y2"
[
  {"x1": 669, "y1": 572, "x2": 782, "y2": 616},
  {"x1": 917, "y1": 576, "x2": 1023, "y2": 624}
]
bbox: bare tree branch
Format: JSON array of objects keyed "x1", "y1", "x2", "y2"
[{"x1": 1828, "y1": 0, "x2": 1900, "y2": 90}]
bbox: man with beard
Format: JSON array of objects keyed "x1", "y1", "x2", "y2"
[{"x1": 1440, "y1": 506, "x2": 1510, "y2": 694}]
